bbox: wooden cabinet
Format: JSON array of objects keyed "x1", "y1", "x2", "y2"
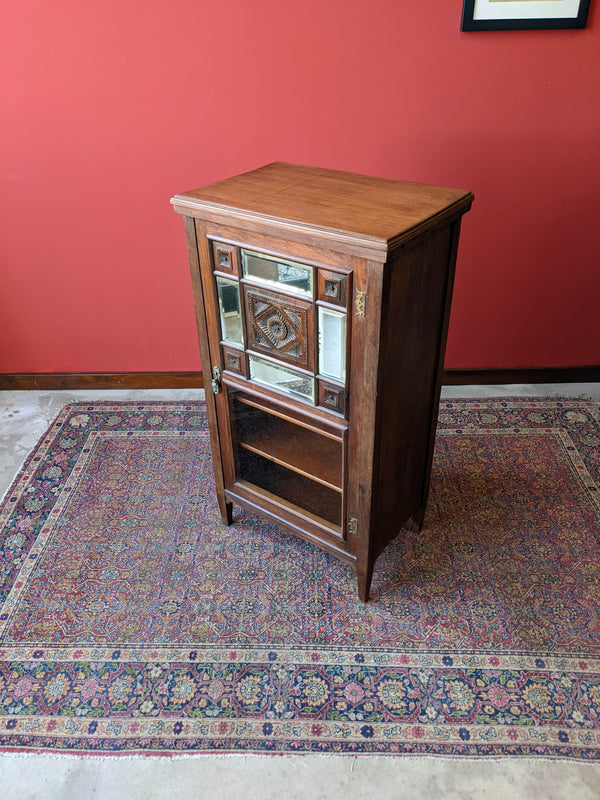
[{"x1": 172, "y1": 162, "x2": 473, "y2": 601}]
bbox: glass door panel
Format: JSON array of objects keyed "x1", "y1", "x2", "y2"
[
  {"x1": 231, "y1": 396, "x2": 343, "y2": 527},
  {"x1": 318, "y1": 307, "x2": 346, "y2": 382},
  {"x1": 248, "y1": 355, "x2": 315, "y2": 403},
  {"x1": 241, "y1": 250, "x2": 313, "y2": 298},
  {"x1": 216, "y1": 276, "x2": 243, "y2": 345}
]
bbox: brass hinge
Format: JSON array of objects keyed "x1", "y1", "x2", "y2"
[
  {"x1": 348, "y1": 516, "x2": 358, "y2": 537},
  {"x1": 354, "y1": 289, "x2": 366, "y2": 318},
  {"x1": 211, "y1": 366, "x2": 221, "y2": 395}
]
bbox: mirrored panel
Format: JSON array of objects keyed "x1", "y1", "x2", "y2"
[
  {"x1": 248, "y1": 355, "x2": 315, "y2": 402},
  {"x1": 241, "y1": 250, "x2": 313, "y2": 298},
  {"x1": 318, "y1": 307, "x2": 346, "y2": 382},
  {"x1": 216, "y1": 276, "x2": 243, "y2": 345}
]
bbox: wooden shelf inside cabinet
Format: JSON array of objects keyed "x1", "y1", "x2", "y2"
[
  {"x1": 172, "y1": 162, "x2": 473, "y2": 602},
  {"x1": 237, "y1": 451, "x2": 342, "y2": 528},
  {"x1": 233, "y1": 397, "x2": 343, "y2": 492}
]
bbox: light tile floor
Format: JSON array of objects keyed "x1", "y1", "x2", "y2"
[{"x1": 1, "y1": 385, "x2": 600, "y2": 799}]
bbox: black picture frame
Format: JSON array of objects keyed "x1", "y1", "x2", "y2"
[{"x1": 461, "y1": 0, "x2": 591, "y2": 30}]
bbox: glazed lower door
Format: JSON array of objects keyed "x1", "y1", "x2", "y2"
[{"x1": 228, "y1": 392, "x2": 344, "y2": 532}]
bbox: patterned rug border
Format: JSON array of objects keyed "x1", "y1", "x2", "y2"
[{"x1": 1, "y1": 399, "x2": 599, "y2": 759}]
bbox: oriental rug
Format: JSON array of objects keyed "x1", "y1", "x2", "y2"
[{"x1": 0, "y1": 399, "x2": 599, "y2": 759}]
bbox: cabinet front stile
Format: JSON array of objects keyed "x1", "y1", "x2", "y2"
[
  {"x1": 184, "y1": 216, "x2": 233, "y2": 525},
  {"x1": 196, "y1": 221, "x2": 244, "y2": 509},
  {"x1": 191, "y1": 222, "x2": 353, "y2": 557},
  {"x1": 345, "y1": 258, "x2": 386, "y2": 602}
]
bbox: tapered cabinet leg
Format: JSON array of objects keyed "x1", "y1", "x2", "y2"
[
  {"x1": 218, "y1": 497, "x2": 233, "y2": 526},
  {"x1": 357, "y1": 562, "x2": 374, "y2": 603},
  {"x1": 411, "y1": 507, "x2": 426, "y2": 533}
]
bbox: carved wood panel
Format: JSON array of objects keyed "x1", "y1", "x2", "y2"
[
  {"x1": 318, "y1": 381, "x2": 345, "y2": 415},
  {"x1": 221, "y1": 345, "x2": 247, "y2": 377},
  {"x1": 317, "y1": 269, "x2": 349, "y2": 308},
  {"x1": 211, "y1": 241, "x2": 239, "y2": 276},
  {"x1": 243, "y1": 286, "x2": 314, "y2": 371}
]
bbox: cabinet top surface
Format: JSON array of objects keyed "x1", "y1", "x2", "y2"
[{"x1": 172, "y1": 162, "x2": 473, "y2": 248}]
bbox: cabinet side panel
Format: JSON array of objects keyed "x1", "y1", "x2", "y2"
[{"x1": 370, "y1": 223, "x2": 455, "y2": 554}]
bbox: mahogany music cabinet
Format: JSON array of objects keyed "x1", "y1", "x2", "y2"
[{"x1": 171, "y1": 162, "x2": 473, "y2": 601}]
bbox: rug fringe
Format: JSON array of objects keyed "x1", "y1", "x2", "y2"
[{"x1": 0, "y1": 750, "x2": 595, "y2": 765}]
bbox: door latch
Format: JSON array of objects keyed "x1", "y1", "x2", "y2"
[{"x1": 211, "y1": 366, "x2": 222, "y2": 395}]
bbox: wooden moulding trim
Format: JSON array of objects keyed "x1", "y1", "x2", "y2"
[
  {"x1": 0, "y1": 372, "x2": 204, "y2": 391},
  {"x1": 225, "y1": 482, "x2": 352, "y2": 562},
  {"x1": 171, "y1": 195, "x2": 474, "y2": 261},
  {"x1": 387, "y1": 196, "x2": 474, "y2": 253},
  {"x1": 442, "y1": 366, "x2": 600, "y2": 386},
  {"x1": 171, "y1": 196, "x2": 390, "y2": 261}
]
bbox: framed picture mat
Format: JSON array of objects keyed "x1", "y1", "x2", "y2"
[{"x1": 461, "y1": 0, "x2": 592, "y2": 30}]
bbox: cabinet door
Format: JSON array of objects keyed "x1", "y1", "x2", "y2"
[{"x1": 195, "y1": 226, "x2": 351, "y2": 545}]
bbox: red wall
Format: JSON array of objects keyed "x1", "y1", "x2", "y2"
[{"x1": 2, "y1": 0, "x2": 599, "y2": 373}]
